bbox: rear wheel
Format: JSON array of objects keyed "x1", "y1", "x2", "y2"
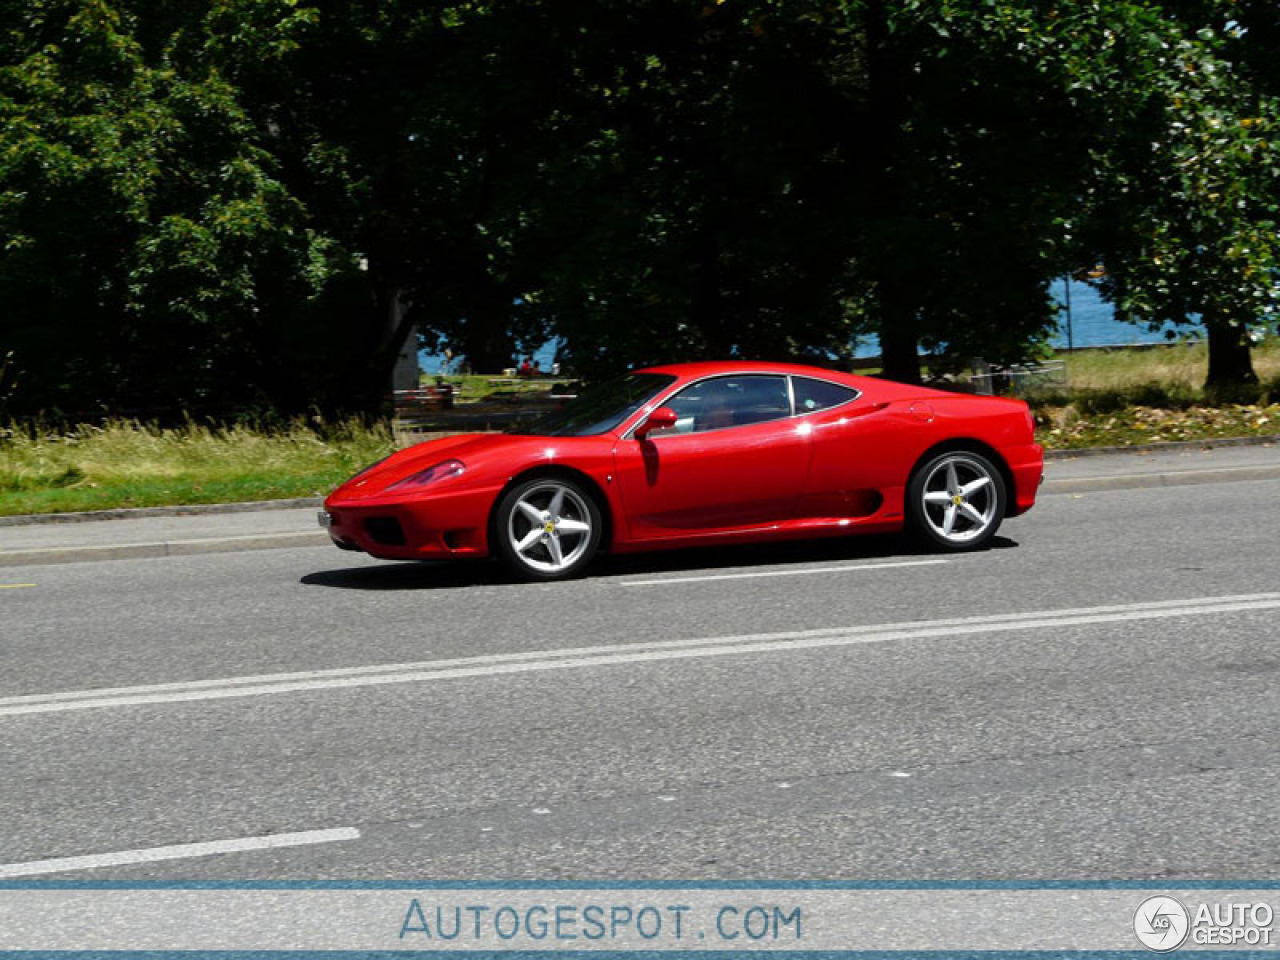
[
  {"x1": 493, "y1": 477, "x2": 603, "y2": 580},
  {"x1": 907, "y1": 450, "x2": 1006, "y2": 551}
]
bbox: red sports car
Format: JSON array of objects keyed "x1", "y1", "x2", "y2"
[{"x1": 321, "y1": 361, "x2": 1043, "y2": 579}]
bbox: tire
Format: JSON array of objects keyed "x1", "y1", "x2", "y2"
[
  {"x1": 493, "y1": 476, "x2": 603, "y2": 580},
  {"x1": 906, "y1": 449, "x2": 1006, "y2": 551}
]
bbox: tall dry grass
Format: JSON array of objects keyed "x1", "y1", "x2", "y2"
[
  {"x1": 0, "y1": 418, "x2": 397, "y2": 514},
  {"x1": 1060, "y1": 338, "x2": 1280, "y2": 391}
]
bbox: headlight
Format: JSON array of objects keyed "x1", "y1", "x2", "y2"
[{"x1": 388, "y1": 459, "x2": 466, "y2": 490}]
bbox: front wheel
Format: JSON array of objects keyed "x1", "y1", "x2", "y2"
[
  {"x1": 906, "y1": 450, "x2": 1006, "y2": 551},
  {"x1": 493, "y1": 477, "x2": 603, "y2": 580}
]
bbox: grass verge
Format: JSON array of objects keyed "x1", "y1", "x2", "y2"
[
  {"x1": 1058, "y1": 338, "x2": 1280, "y2": 391},
  {"x1": 1035, "y1": 402, "x2": 1279, "y2": 449},
  {"x1": 0, "y1": 419, "x2": 397, "y2": 517},
  {"x1": 424, "y1": 372, "x2": 564, "y2": 402},
  {"x1": 1031, "y1": 342, "x2": 1280, "y2": 449}
]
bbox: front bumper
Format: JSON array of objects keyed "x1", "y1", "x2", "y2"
[{"x1": 321, "y1": 485, "x2": 499, "y2": 560}]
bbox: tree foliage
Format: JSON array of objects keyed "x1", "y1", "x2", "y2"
[
  {"x1": 2, "y1": 0, "x2": 1277, "y2": 418},
  {"x1": 1082, "y1": 1, "x2": 1280, "y2": 389},
  {"x1": 0, "y1": 0, "x2": 349, "y2": 416}
]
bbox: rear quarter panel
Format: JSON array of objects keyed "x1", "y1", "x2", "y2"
[
  {"x1": 802, "y1": 392, "x2": 1040, "y2": 521},
  {"x1": 925, "y1": 394, "x2": 1042, "y2": 515}
]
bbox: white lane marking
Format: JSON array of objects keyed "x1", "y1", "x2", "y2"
[
  {"x1": 0, "y1": 828, "x2": 359, "y2": 879},
  {"x1": 2, "y1": 593, "x2": 1279, "y2": 719},
  {"x1": 618, "y1": 558, "x2": 947, "y2": 587}
]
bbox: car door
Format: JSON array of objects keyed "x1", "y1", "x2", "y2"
[
  {"x1": 793, "y1": 375, "x2": 901, "y2": 519},
  {"x1": 612, "y1": 374, "x2": 812, "y2": 539}
]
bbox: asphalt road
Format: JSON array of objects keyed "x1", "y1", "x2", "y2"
[{"x1": 2, "y1": 476, "x2": 1279, "y2": 881}]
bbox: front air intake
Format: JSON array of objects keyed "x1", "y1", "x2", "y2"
[{"x1": 364, "y1": 517, "x2": 406, "y2": 546}]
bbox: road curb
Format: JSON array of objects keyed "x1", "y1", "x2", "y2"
[
  {"x1": 0, "y1": 496, "x2": 324, "y2": 528},
  {"x1": 1041, "y1": 463, "x2": 1280, "y2": 496},
  {"x1": 0, "y1": 532, "x2": 330, "y2": 568}
]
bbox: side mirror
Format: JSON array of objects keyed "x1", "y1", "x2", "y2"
[{"x1": 634, "y1": 406, "x2": 678, "y2": 439}]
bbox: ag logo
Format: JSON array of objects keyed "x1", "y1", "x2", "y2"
[{"x1": 1134, "y1": 896, "x2": 1190, "y2": 952}]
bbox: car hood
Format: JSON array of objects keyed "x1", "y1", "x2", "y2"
[{"x1": 326, "y1": 432, "x2": 602, "y2": 503}]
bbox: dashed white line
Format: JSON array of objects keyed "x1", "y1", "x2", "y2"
[
  {"x1": 0, "y1": 828, "x2": 360, "y2": 879},
  {"x1": 617, "y1": 558, "x2": 948, "y2": 587}
]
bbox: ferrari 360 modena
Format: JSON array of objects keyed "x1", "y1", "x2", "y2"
[{"x1": 321, "y1": 361, "x2": 1043, "y2": 579}]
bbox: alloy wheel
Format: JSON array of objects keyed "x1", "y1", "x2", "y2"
[
  {"x1": 505, "y1": 481, "x2": 595, "y2": 575},
  {"x1": 918, "y1": 453, "x2": 1001, "y2": 545}
]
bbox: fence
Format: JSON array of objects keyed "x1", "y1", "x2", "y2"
[{"x1": 968, "y1": 360, "x2": 1067, "y2": 397}]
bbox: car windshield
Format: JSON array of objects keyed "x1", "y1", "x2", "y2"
[{"x1": 507, "y1": 373, "x2": 676, "y2": 437}]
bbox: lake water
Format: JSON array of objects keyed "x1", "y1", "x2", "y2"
[
  {"x1": 1046, "y1": 278, "x2": 1199, "y2": 350},
  {"x1": 419, "y1": 279, "x2": 1202, "y2": 373},
  {"x1": 850, "y1": 279, "x2": 1199, "y2": 358}
]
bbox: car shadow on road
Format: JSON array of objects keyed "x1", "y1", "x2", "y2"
[
  {"x1": 599, "y1": 533, "x2": 1020, "y2": 578},
  {"x1": 301, "y1": 533, "x2": 1019, "y2": 591},
  {"x1": 301, "y1": 560, "x2": 508, "y2": 591}
]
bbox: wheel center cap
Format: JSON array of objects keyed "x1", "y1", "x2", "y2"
[
  {"x1": 543, "y1": 521, "x2": 557, "y2": 534},
  {"x1": 952, "y1": 494, "x2": 965, "y2": 506}
]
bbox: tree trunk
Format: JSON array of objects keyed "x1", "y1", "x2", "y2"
[
  {"x1": 864, "y1": 0, "x2": 921, "y2": 386},
  {"x1": 457, "y1": 310, "x2": 515, "y2": 374},
  {"x1": 878, "y1": 302, "x2": 922, "y2": 384},
  {"x1": 1204, "y1": 312, "x2": 1258, "y2": 391},
  {"x1": 350, "y1": 285, "x2": 417, "y2": 416},
  {"x1": 691, "y1": 233, "x2": 730, "y2": 359}
]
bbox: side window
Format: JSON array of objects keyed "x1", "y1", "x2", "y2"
[
  {"x1": 792, "y1": 376, "x2": 857, "y2": 414},
  {"x1": 657, "y1": 375, "x2": 791, "y2": 434},
  {"x1": 654, "y1": 386, "x2": 703, "y2": 435}
]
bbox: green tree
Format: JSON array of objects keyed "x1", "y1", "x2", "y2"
[
  {"x1": 517, "y1": 0, "x2": 869, "y2": 375},
  {"x1": 514, "y1": 0, "x2": 1183, "y2": 383},
  {"x1": 7, "y1": 0, "x2": 1278, "y2": 415},
  {"x1": 0, "y1": 0, "x2": 343, "y2": 417},
  {"x1": 1085, "y1": 3, "x2": 1280, "y2": 390},
  {"x1": 208, "y1": 0, "x2": 592, "y2": 377}
]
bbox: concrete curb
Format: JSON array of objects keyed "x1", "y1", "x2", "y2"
[
  {"x1": 0, "y1": 496, "x2": 324, "y2": 528},
  {"x1": 1040, "y1": 464, "x2": 1280, "y2": 496},
  {"x1": 0, "y1": 532, "x2": 330, "y2": 568}
]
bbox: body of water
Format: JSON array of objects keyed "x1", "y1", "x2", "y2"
[
  {"x1": 850, "y1": 278, "x2": 1200, "y2": 359},
  {"x1": 419, "y1": 279, "x2": 1201, "y2": 373},
  {"x1": 1047, "y1": 278, "x2": 1199, "y2": 350}
]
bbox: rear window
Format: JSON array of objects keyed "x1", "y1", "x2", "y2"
[{"x1": 792, "y1": 376, "x2": 857, "y2": 413}]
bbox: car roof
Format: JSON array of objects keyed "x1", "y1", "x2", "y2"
[
  {"x1": 632, "y1": 360, "x2": 963, "y2": 404},
  {"x1": 635, "y1": 360, "x2": 860, "y2": 382}
]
